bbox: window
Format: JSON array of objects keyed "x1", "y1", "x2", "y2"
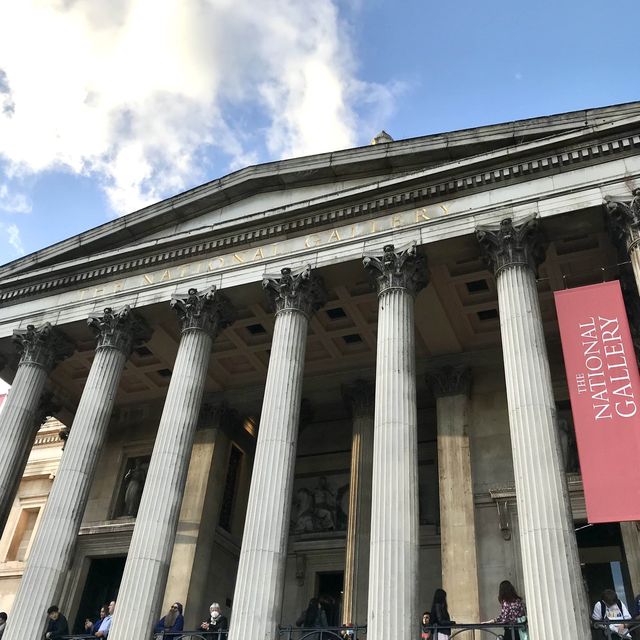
[{"x1": 7, "y1": 508, "x2": 39, "y2": 562}]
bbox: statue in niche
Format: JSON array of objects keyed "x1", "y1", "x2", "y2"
[{"x1": 123, "y1": 458, "x2": 148, "y2": 517}]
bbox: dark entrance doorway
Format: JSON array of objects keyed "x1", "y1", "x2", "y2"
[
  {"x1": 577, "y1": 523, "x2": 634, "y2": 611},
  {"x1": 73, "y1": 556, "x2": 126, "y2": 633},
  {"x1": 317, "y1": 571, "x2": 344, "y2": 627}
]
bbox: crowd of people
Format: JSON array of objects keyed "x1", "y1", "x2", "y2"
[
  {"x1": 8, "y1": 583, "x2": 637, "y2": 639},
  {"x1": 420, "y1": 582, "x2": 526, "y2": 640},
  {"x1": 32, "y1": 599, "x2": 229, "y2": 639}
]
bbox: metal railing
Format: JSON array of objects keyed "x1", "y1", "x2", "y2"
[
  {"x1": 591, "y1": 617, "x2": 640, "y2": 639},
  {"x1": 153, "y1": 632, "x2": 228, "y2": 639},
  {"x1": 278, "y1": 625, "x2": 367, "y2": 640},
  {"x1": 424, "y1": 622, "x2": 526, "y2": 638},
  {"x1": 61, "y1": 632, "x2": 228, "y2": 640}
]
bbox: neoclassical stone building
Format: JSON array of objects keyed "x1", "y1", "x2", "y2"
[{"x1": 0, "y1": 102, "x2": 639, "y2": 640}]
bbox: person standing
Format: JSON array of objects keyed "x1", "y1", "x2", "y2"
[
  {"x1": 95, "y1": 600, "x2": 115, "y2": 638},
  {"x1": 484, "y1": 581, "x2": 527, "y2": 640},
  {"x1": 200, "y1": 602, "x2": 228, "y2": 638},
  {"x1": 85, "y1": 605, "x2": 108, "y2": 635},
  {"x1": 420, "y1": 611, "x2": 432, "y2": 639},
  {"x1": 430, "y1": 589, "x2": 453, "y2": 640},
  {"x1": 592, "y1": 589, "x2": 632, "y2": 639},
  {"x1": 296, "y1": 598, "x2": 328, "y2": 640},
  {"x1": 44, "y1": 606, "x2": 69, "y2": 640},
  {"x1": 154, "y1": 602, "x2": 184, "y2": 637},
  {"x1": 0, "y1": 612, "x2": 7, "y2": 639}
]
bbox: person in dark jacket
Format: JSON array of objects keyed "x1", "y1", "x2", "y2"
[
  {"x1": 44, "y1": 605, "x2": 69, "y2": 640},
  {"x1": 430, "y1": 589, "x2": 453, "y2": 639},
  {"x1": 154, "y1": 602, "x2": 184, "y2": 636},
  {"x1": 200, "y1": 602, "x2": 228, "y2": 638},
  {"x1": 295, "y1": 598, "x2": 328, "y2": 640}
]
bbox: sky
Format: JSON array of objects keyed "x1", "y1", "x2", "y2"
[{"x1": 0, "y1": 0, "x2": 638, "y2": 266}]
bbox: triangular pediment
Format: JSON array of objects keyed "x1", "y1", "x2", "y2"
[{"x1": 2, "y1": 101, "x2": 639, "y2": 288}]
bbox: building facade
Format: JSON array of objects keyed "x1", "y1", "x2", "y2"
[{"x1": 0, "y1": 103, "x2": 639, "y2": 639}]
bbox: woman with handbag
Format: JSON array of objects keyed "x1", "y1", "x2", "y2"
[{"x1": 484, "y1": 580, "x2": 527, "y2": 640}]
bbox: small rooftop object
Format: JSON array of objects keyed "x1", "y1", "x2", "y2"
[{"x1": 370, "y1": 130, "x2": 394, "y2": 145}]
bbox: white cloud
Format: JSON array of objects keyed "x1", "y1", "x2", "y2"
[
  {"x1": 0, "y1": 183, "x2": 31, "y2": 214},
  {"x1": 0, "y1": 222, "x2": 25, "y2": 257},
  {"x1": 0, "y1": 0, "x2": 399, "y2": 216}
]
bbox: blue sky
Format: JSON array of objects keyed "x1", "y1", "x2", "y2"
[{"x1": 0, "y1": 0, "x2": 638, "y2": 266}]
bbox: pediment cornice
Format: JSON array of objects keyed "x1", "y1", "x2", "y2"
[{"x1": 1, "y1": 121, "x2": 639, "y2": 305}]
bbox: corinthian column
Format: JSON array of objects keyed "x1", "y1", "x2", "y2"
[
  {"x1": 364, "y1": 243, "x2": 427, "y2": 640},
  {"x1": 426, "y1": 366, "x2": 479, "y2": 623},
  {"x1": 476, "y1": 216, "x2": 589, "y2": 639},
  {"x1": 0, "y1": 323, "x2": 73, "y2": 534},
  {"x1": 228, "y1": 266, "x2": 325, "y2": 640},
  {"x1": 3, "y1": 307, "x2": 151, "y2": 640},
  {"x1": 109, "y1": 288, "x2": 236, "y2": 640},
  {"x1": 605, "y1": 189, "x2": 640, "y2": 289},
  {"x1": 342, "y1": 380, "x2": 375, "y2": 627}
]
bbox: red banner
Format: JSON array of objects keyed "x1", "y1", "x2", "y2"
[{"x1": 554, "y1": 280, "x2": 640, "y2": 523}]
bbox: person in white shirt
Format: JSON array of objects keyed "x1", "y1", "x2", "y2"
[
  {"x1": 96, "y1": 600, "x2": 115, "y2": 638},
  {"x1": 592, "y1": 589, "x2": 632, "y2": 639}
]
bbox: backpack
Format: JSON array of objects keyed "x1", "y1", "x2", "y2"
[
  {"x1": 599, "y1": 599, "x2": 624, "y2": 620},
  {"x1": 596, "y1": 601, "x2": 627, "y2": 639}
]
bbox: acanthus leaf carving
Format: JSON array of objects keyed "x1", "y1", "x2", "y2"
[
  {"x1": 12, "y1": 322, "x2": 74, "y2": 372},
  {"x1": 262, "y1": 265, "x2": 326, "y2": 316},
  {"x1": 476, "y1": 215, "x2": 546, "y2": 277},
  {"x1": 170, "y1": 286, "x2": 237, "y2": 337},
  {"x1": 362, "y1": 242, "x2": 428, "y2": 296},
  {"x1": 87, "y1": 305, "x2": 152, "y2": 356},
  {"x1": 604, "y1": 188, "x2": 640, "y2": 253}
]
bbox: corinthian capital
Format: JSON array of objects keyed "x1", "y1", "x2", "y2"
[
  {"x1": 604, "y1": 189, "x2": 640, "y2": 252},
  {"x1": 171, "y1": 286, "x2": 237, "y2": 338},
  {"x1": 426, "y1": 366, "x2": 471, "y2": 398},
  {"x1": 12, "y1": 323, "x2": 74, "y2": 371},
  {"x1": 88, "y1": 306, "x2": 152, "y2": 356},
  {"x1": 262, "y1": 265, "x2": 327, "y2": 316},
  {"x1": 476, "y1": 215, "x2": 546, "y2": 277},
  {"x1": 363, "y1": 242, "x2": 428, "y2": 296}
]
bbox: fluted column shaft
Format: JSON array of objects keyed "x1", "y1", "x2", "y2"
[
  {"x1": 477, "y1": 217, "x2": 589, "y2": 639},
  {"x1": 4, "y1": 307, "x2": 148, "y2": 640},
  {"x1": 364, "y1": 243, "x2": 427, "y2": 640},
  {"x1": 428, "y1": 368, "x2": 479, "y2": 623},
  {"x1": 0, "y1": 324, "x2": 72, "y2": 535},
  {"x1": 497, "y1": 265, "x2": 588, "y2": 637},
  {"x1": 229, "y1": 265, "x2": 324, "y2": 640},
  {"x1": 342, "y1": 382, "x2": 374, "y2": 626},
  {"x1": 110, "y1": 288, "x2": 235, "y2": 640}
]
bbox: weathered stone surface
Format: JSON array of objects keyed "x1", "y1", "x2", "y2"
[
  {"x1": 228, "y1": 267, "x2": 322, "y2": 640},
  {"x1": 3, "y1": 307, "x2": 149, "y2": 640},
  {"x1": 366, "y1": 250, "x2": 421, "y2": 640},
  {"x1": 109, "y1": 290, "x2": 235, "y2": 640},
  {"x1": 478, "y1": 224, "x2": 590, "y2": 639}
]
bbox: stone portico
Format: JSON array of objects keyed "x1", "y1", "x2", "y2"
[{"x1": 0, "y1": 102, "x2": 639, "y2": 639}]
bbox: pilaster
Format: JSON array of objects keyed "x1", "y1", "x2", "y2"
[
  {"x1": 342, "y1": 380, "x2": 375, "y2": 626},
  {"x1": 426, "y1": 366, "x2": 479, "y2": 623}
]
